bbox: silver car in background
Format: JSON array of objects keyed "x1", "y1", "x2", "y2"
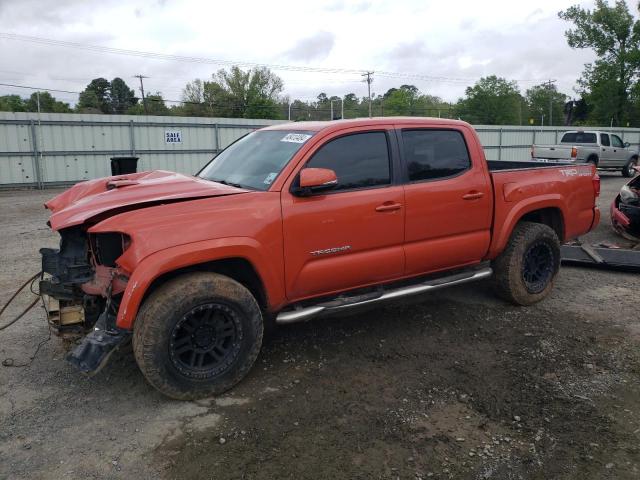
[{"x1": 532, "y1": 130, "x2": 639, "y2": 177}]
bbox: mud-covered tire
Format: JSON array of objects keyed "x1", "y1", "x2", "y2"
[
  {"x1": 133, "y1": 272, "x2": 263, "y2": 400},
  {"x1": 492, "y1": 222, "x2": 560, "y2": 306},
  {"x1": 622, "y1": 158, "x2": 637, "y2": 178}
]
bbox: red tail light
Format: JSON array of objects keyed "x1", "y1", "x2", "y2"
[
  {"x1": 593, "y1": 173, "x2": 600, "y2": 197},
  {"x1": 571, "y1": 146, "x2": 577, "y2": 159}
]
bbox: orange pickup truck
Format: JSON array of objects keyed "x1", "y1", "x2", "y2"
[{"x1": 39, "y1": 118, "x2": 600, "y2": 399}]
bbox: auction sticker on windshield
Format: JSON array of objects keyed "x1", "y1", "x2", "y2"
[
  {"x1": 264, "y1": 172, "x2": 278, "y2": 185},
  {"x1": 281, "y1": 133, "x2": 312, "y2": 143}
]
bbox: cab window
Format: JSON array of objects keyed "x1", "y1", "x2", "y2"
[
  {"x1": 611, "y1": 135, "x2": 624, "y2": 148},
  {"x1": 306, "y1": 132, "x2": 391, "y2": 191},
  {"x1": 401, "y1": 129, "x2": 471, "y2": 181},
  {"x1": 600, "y1": 133, "x2": 610, "y2": 146}
]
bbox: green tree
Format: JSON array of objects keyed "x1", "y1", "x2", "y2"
[
  {"x1": 455, "y1": 76, "x2": 523, "y2": 125},
  {"x1": 342, "y1": 93, "x2": 360, "y2": 118},
  {"x1": 382, "y1": 86, "x2": 415, "y2": 115},
  {"x1": 76, "y1": 90, "x2": 102, "y2": 113},
  {"x1": 559, "y1": 0, "x2": 640, "y2": 126},
  {"x1": 24, "y1": 91, "x2": 71, "y2": 113},
  {"x1": 109, "y1": 77, "x2": 137, "y2": 114},
  {"x1": 525, "y1": 84, "x2": 568, "y2": 126},
  {"x1": 127, "y1": 92, "x2": 169, "y2": 115},
  {"x1": 0, "y1": 95, "x2": 26, "y2": 112},
  {"x1": 380, "y1": 85, "x2": 443, "y2": 116},
  {"x1": 181, "y1": 79, "x2": 210, "y2": 116},
  {"x1": 77, "y1": 78, "x2": 111, "y2": 113},
  {"x1": 198, "y1": 66, "x2": 284, "y2": 119}
]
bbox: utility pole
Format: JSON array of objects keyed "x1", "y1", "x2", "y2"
[
  {"x1": 362, "y1": 71, "x2": 374, "y2": 118},
  {"x1": 134, "y1": 74, "x2": 149, "y2": 114},
  {"x1": 542, "y1": 79, "x2": 557, "y2": 126}
]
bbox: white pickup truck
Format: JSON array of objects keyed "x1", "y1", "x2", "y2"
[{"x1": 531, "y1": 130, "x2": 639, "y2": 177}]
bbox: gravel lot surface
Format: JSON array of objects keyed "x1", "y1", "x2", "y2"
[{"x1": 0, "y1": 172, "x2": 638, "y2": 480}]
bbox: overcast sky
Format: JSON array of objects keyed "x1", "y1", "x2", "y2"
[{"x1": 0, "y1": 0, "x2": 603, "y2": 106}]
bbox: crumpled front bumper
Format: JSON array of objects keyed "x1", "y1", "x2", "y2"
[{"x1": 611, "y1": 196, "x2": 640, "y2": 241}]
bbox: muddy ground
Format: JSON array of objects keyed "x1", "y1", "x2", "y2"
[{"x1": 0, "y1": 173, "x2": 638, "y2": 480}]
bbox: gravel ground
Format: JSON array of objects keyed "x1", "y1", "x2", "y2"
[{"x1": 0, "y1": 172, "x2": 638, "y2": 480}]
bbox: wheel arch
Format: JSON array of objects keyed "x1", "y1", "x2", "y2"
[
  {"x1": 586, "y1": 153, "x2": 599, "y2": 165},
  {"x1": 141, "y1": 258, "x2": 268, "y2": 312},
  {"x1": 519, "y1": 207, "x2": 565, "y2": 240},
  {"x1": 488, "y1": 200, "x2": 567, "y2": 259},
  {"x1": 115, "y1": 238, "x2": 286, "y2": 330}
]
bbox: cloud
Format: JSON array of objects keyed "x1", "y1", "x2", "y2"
[
  {"x1": 283, "y1": 31, "x2": 335, "y2": 62},
  {"x1": 0, "y1": 0, "x2": 598, "y2": 104}
]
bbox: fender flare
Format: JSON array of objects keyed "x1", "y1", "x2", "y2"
[
  {"x1": 115, "y1": 237, "x2": 285, "y2": 329},
  {"x1": 487, "y1": 196, "x2": 567, "y2": 259}
]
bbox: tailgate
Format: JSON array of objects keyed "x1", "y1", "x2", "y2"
[{"x1": 532, "y1": 145, "x2": 573, "y2": 161}]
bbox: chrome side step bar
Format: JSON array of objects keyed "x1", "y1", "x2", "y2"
[{"x1": 276, "y1": 267, "x2": 492, "y2": 324}]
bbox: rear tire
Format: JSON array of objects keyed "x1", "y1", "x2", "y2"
[
  {"x1": 133, "y1": 272, "x2": 263, "y2": 400},
  {"x1": 586, "y1": 155, "x2": 598, "y2": 167},
  {"x1": 492, "y1": 222, "x2": 560, "y2": 306},
  {"x1": 622, "y1": 158, "x2": 637, "y2": 178}
]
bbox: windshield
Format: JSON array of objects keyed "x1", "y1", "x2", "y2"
[{"x1": 198, "y1": 130, "x2": 315, "y2": 190}]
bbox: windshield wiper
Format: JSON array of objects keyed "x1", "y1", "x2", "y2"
[{"x1": 209, "y1": 178, "x2": 246, "y2": 189}]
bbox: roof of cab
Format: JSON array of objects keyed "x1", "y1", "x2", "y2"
[{"x1": 260, "y1": 117, "x2": 470, "y2": 134}]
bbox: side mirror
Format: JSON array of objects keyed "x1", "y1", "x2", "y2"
[
  {"x1": 624, "y1": 142, "x2": 631, "y2": 148},
  {"x1": 294, "y1": 168, "x2": 338, "y2": 196}
]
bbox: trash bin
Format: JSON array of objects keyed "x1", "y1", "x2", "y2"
[{"x1": 110, "y1": 156, "x2": 139, "y2": 176}]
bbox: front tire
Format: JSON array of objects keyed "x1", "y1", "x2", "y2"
[
  {"x1": 492, "y1": 222, "x2": 560, "y2": 306},
  {"x1": 133, "y1": 272, "x2": 263, "y2": 400}
]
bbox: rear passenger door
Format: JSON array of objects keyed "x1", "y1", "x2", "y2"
[{"x1": 398, "y1": 128, "x2": 492, "y2": 275}]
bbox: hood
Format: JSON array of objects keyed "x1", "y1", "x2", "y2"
[{"x1": 46, "y1": 170, "x2": 249, "y2": 231}]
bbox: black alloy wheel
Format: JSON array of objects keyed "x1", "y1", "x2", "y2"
[
  {"x1": 522, "y1": 242, "x2": 555, "y2": 294},
  {"x1": 169, "y1": 303, "x2": 241, "y2": 379}
]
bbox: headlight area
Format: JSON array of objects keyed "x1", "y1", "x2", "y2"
[
  {"x1": 620, "y1": 185, "x2": 639, "y2": 203},
  {"x1": 39, "y1": 228, "x2": 130, "y2": 340},
  {"x1": 40, "y1": 228, "x2": 133, "y2": 375},
  {"x1": 82, "y1": 232, "x2": 131, "y2": 297}
]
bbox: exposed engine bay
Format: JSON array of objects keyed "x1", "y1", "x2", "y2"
[{"x1": 39, "y1": 227, "x2": 131, "y2": 374}]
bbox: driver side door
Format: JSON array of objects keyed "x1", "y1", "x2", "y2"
[
  {"x1": 281, "y1": 128, "x2": 405, "y2": 301},
  {"x1": 610, "y1": 134, "x2": 629, "y2": 166}
]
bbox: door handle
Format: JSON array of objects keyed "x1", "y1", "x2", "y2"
[
  {"x1": 375, "y1": 202, "x2": 402, "y2": 212},
  {"x1": 462, "y1": 191, "x2": 484, "y2": 200}
]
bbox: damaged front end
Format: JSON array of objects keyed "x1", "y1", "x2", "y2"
[
  {"x1": 40, "y1": 227, "x2": 131, "y2": 375},
  {"x1": 611, "y1": 173, "x2": 640, "y2": 242}
]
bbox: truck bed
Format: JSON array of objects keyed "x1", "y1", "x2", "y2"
[
  {"x1": 487, "y1": 160, "x2": 575, "y2": 171},
  {"x1": 485, "y1": 160, "x2": 599, "y2": 259}
]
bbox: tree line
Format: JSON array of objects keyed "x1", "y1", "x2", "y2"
[{"x1": 1, "y1": 1, "x2": 639, "y2": 127}]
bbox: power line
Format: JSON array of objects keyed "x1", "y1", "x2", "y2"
[{"x1": 0, "y1": 32, "x2": 548, "y2": 86}]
